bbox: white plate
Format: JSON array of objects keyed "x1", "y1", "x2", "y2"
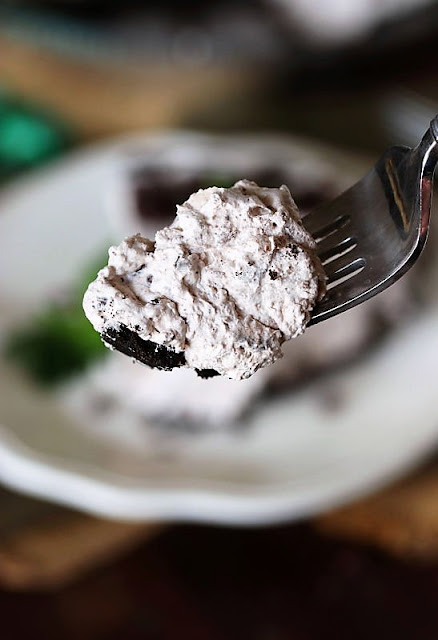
[{"x1": 0, "y1": 132, "x2": 437, "y2": 525}]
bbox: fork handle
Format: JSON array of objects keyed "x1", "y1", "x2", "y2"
[
  {"x1": 415, "y1": 116, "x2": 438, "y2": 181},
  {"x1": 430, "y1": 115, "x2": 438, "y2": 144}
]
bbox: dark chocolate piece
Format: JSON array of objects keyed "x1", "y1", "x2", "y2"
[
  {"x1": 102, "y1": 324, "x2": 186, "y2": 371},
  {"x1": 103, "y1": 325, "x2": 221, "y2": 378},
  {"x1": 132, "y1": 168, "x2": 294, "y2": 223},
  {"x1": 195, "y1": 368, "x2": 220, "y2": 379}
]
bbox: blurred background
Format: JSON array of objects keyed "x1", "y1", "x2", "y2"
[{"x1": 2, "y1": 1, "x2": 438, "y2": 638}]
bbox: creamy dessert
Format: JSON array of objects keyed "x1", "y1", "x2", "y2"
[{"x1": 84, "y1": 180, "x2": 326, "y2": 380}]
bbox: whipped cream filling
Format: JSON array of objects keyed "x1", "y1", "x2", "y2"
[{"x1": 83, "y1": 180, "x2": 326, "y2": 380}]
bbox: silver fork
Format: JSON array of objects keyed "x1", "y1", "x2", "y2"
[{"x1": 305, "y1": 116, "x2": 438, "y2": 325}]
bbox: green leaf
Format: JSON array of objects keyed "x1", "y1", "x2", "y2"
[{"x1": 4, "y1": 253, "x2": 109, "y2": 386}]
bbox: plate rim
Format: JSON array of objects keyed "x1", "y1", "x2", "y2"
[{"x1": 0, "y1": 130, "x2": 436, "y2": 524}]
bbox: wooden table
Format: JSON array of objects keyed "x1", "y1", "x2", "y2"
[{"x1": 1, "y1": 518, "x2": 438, "y2": 640}]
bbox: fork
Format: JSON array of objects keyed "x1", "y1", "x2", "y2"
[{"x1": 305, "y1": 116, "x2": 438, "y2": 325}]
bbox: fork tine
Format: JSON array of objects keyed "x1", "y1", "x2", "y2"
[
  {"x1": 303, "y1": 210, "x2": 350, "y2": 238},
  {"x1": 310, "y1": 264, "x2": 365, "y2": 317},
  {"x1": 325, "y1": 257, "x2": 366, "y2": 286},
  {"x1": 318, "y1": 236, "x2": 357, "y2": 264}
]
